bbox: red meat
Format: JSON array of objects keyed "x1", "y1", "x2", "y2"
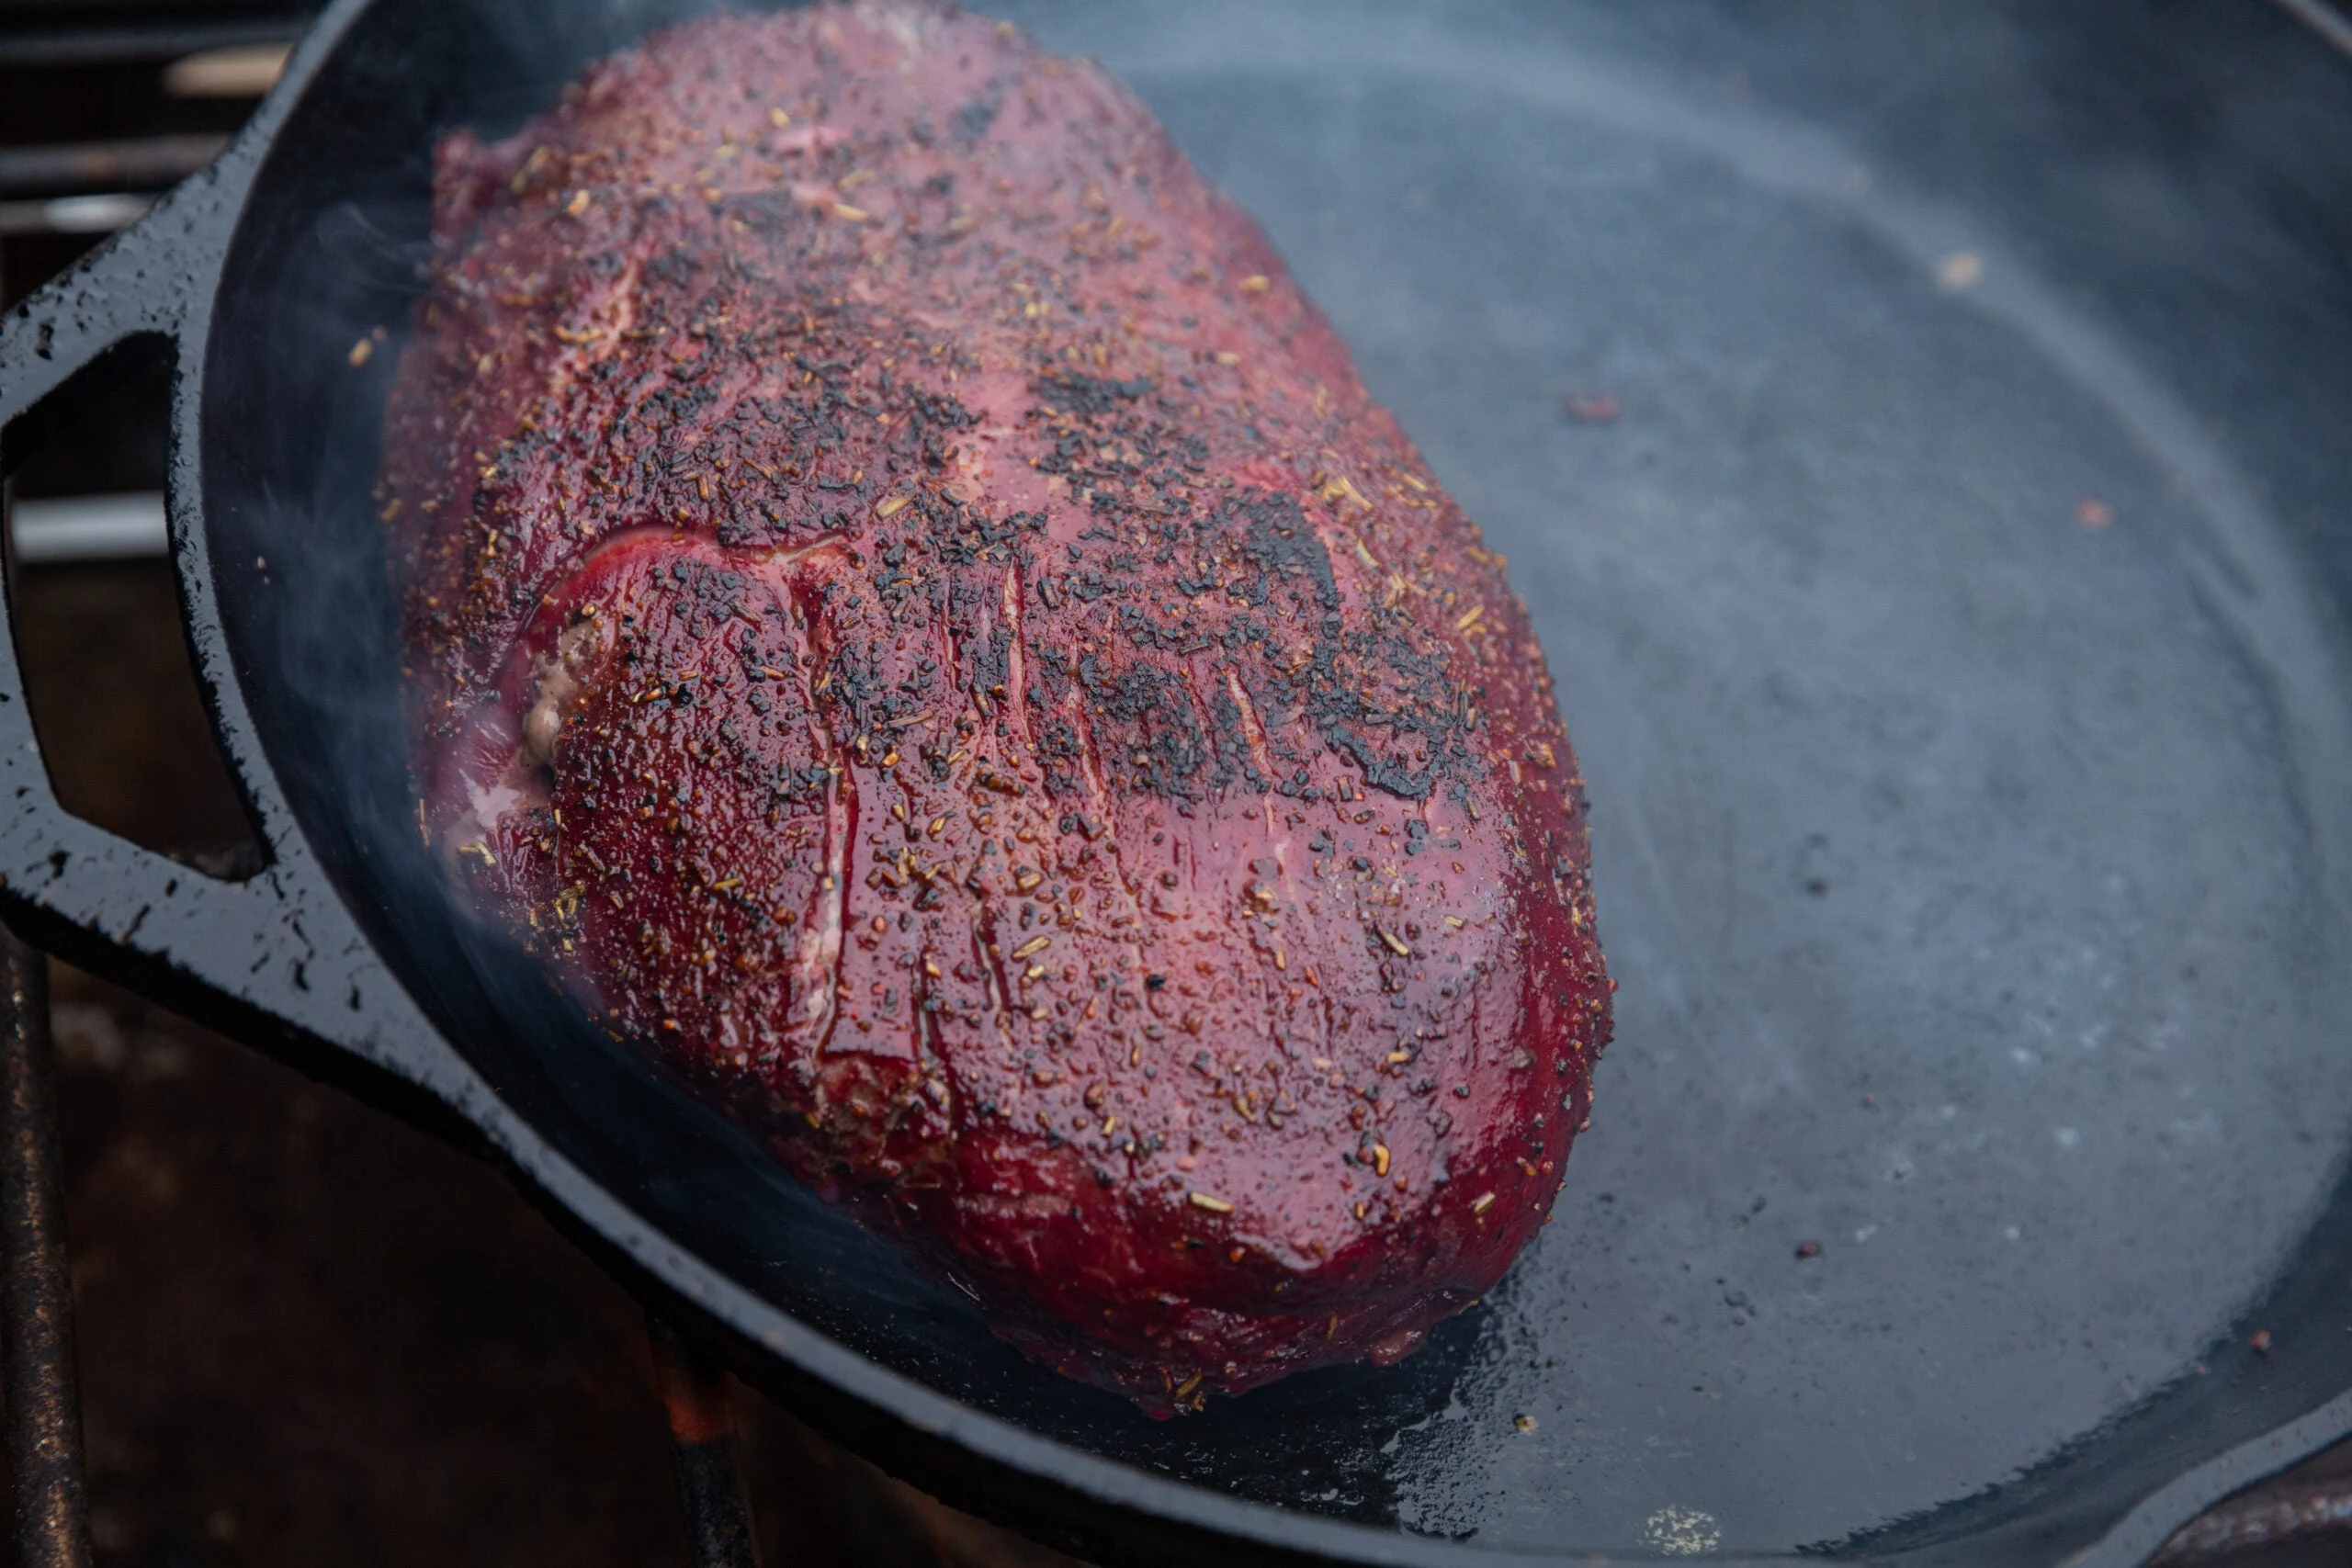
[{"x1": 381, "y1": 1, "x2": 1611, "y2": 1415}]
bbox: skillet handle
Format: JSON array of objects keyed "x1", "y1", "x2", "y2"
[{"x1": 0, "y1": 199, "x2": 459, "y2": 1099}]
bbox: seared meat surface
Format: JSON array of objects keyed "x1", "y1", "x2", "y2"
[{"x1": 383, "y1": 1, "x2": 1611, "y2": 1414}]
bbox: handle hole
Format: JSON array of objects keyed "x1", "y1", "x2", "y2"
[{"x1": 4, "y1": 333, "x2": 267, "y2": 880}]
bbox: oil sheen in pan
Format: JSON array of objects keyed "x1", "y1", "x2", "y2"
[{"x1": 974, "y1": 0, "x2": 2352, "y2": 1554}]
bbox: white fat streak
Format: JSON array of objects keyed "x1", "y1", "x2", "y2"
[
  {"x1": 998, "y1": 562, "x2": 1034, "y2": 752},
  {"x1": 1225, "y1": 670, "x2": 1274, "y2": 781},
  {"x1": 465, "y1": 779, "x2": 525, "y2": 831},
  {"x1": 799, "y1": 767, "x2": 848, "y2": 1041},
  {"x1": 854, "y1": 0, "x2": 929, "y2": 57}
]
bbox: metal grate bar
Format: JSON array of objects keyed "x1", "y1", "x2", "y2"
[
  {"x1": 0, "y1": 925, "x2": 92, "y2": 1568},
  {"x1": 648, "y1": 1318, "x2": 763, "y2": 1568},
  {"x1": 0, "y1": 17, "x2": 308, "y2": 69},
  {"x1": 0, "y1": 134, "x2": 227, "y2": 200},
  {"x1": 8, "y1": 492, "x2": 169, "y2": 562}
]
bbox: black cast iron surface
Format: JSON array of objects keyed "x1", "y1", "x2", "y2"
[{"x1": 2, "y1": 2, "x2": 2350, "y2": 1563}]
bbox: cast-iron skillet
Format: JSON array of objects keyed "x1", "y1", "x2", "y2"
[{"x1": 5, "y1": 1, "x2": 2352, "y2": 1562}]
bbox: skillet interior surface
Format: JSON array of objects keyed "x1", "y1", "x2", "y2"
[{"x1": 196, "y1": 0, "x2": 2352, "y2": 1559}]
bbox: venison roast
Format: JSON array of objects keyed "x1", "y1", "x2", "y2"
[{"x1": 383, "y1": 0, "x2": 1612, "y2": 1414}]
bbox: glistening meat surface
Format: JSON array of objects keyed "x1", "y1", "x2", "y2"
[{"x1": 382, "y1": 1, "x2": 1611, "y2": 1415}]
